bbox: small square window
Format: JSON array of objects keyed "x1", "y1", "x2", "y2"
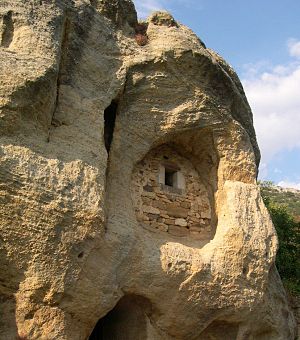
[
  {"x1": 159, "y1": 164, "x2": 185, "y2": 192},
  {"x1": 165, "y1": 169, "x2": 176, "y2": 187}
]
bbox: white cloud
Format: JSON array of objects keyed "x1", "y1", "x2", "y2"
[
  {"x1": 288, "y1": 38, "x2": 300, "y2": 59},
  {"x1": 242, "y1": 39, "x2": 300, "y2": 190},
  {"x1": 242, "y1": 41, "x2": 300, "y2": 163},
  {"x1": 278, "y1": 181, "x2": 300, "y2": 190}
]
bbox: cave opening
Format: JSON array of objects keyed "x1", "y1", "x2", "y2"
[
  {"x1": 89, "y1": 295, "x2": 152, "y2": 340},
  {"x1": 104, "y1": 100, "x2": 118, "y2": 153},
  {"x1": 1, "y1": 11, "x2": 14, "y2": 48}
]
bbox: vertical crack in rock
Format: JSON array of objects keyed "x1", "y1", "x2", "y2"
[
  {"x1": 103, "y1": 95, "x2": 121, "y2": 233},
  {"x1": 104, "y1": 99, "x2": 118, "y2": 153},
  {"x1": 47, "y1": 14, "x2": 70, "y2": 142},
  {"x1": 1, "y1": 11, "x2": 14, "y2": 47}
]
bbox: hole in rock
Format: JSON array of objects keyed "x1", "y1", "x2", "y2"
[
  {"x1": 1, "y1": 11, "x2": 14, "y2": 48},
  {"x1": 104, "y1": 100, "x2": 118, "y2": 153},
  {"x1": 89, "y1": 295, "x2": 152, "y2": 340},
  {"x1": 165, "y1": 168, "x2": 176, "y2": 187}
]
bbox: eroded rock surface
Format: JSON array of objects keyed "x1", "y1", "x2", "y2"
[{"x1": 0, "y1": 1, "x2": 296, "y2": 339}]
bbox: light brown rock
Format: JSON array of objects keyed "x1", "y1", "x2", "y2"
[
  {"x1": 165, "y1": 204, "x2": 189, "y2": 218},
  {"x1": 168, "y1": 225, "x2": 189, "y2": 237},
  {"x1": 175, "y1": 218, "x2": 188, "y2": 227},
  {"x1": 0, "y1": 1, "x2": 296, "y2": 339},
  {"x1": 142, "y1": 205, "x2": 160, "y2": 215},
  {"x1": 190, "y1": 224, "x2": 202, "y2": 232}
]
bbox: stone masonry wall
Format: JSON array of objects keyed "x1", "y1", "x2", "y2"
[{"x1": 132, "y1": 145, "x2": 213, "y2": 240}]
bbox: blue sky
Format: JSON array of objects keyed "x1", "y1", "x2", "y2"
[{"x1": 134, "y1": 0, "x2": 300, "y2": 189}]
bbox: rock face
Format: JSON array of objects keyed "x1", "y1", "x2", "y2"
[{"x1": 0, "y1": 1, "x2": 296, "y2": 339}]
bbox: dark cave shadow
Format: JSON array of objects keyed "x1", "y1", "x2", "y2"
[{"x1": 88, "y1": 295, "x2": 152, "y2": 340}]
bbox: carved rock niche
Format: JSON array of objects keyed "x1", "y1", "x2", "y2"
[{"x1": 132, "y1": 144, "x2": 215, "y2": 241}]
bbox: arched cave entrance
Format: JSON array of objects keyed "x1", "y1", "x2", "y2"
[{"x1": 89, "y1": 295, "x2": 152, "y2": 340}]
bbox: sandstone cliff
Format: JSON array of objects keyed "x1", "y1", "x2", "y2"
[{"x1": 0, "y1": 1, "x2": 296, "y2": 339}]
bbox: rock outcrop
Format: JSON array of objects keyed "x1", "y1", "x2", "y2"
[{"x1": 0, "y1": 1, "x2": 296, "y2": 339}]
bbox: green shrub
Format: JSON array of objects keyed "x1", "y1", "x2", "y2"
[{"x1": 262, "y1": 195, "x2": 300, "y2": 295}]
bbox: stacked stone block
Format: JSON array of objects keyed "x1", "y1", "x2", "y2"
[{"x1": 132, "y1": 145, "x2": 212, "y2": 239}]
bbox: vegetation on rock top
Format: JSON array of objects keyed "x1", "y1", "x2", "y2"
[
  {"x1": 260, "y1": 181, "x2": 300, "y2": 295},
  {"x1": 260, "y1": 181, "x2": 300, "y2": 222}
]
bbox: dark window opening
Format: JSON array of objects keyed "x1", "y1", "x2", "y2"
[
  {"x1": 165, "y1": 169, "x2": 176, "y2": 187},
  {"x1": 104, "y1": 100, "x2": 118, "y2": 153}
]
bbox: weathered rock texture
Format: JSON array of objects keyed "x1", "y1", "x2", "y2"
[{"x1": 0, "y1": 1, "x2": 297, "y2": 339}]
